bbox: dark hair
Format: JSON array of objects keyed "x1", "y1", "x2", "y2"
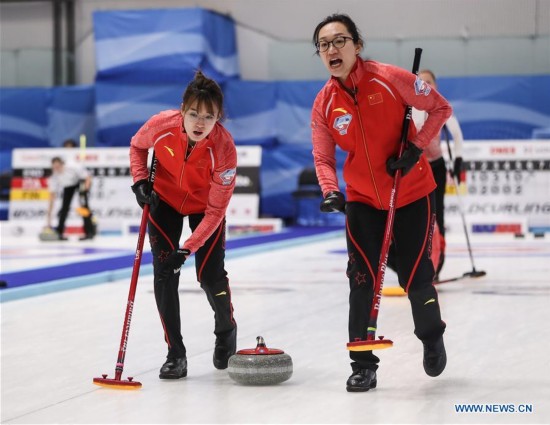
[
  {"x1": 312, "y1": 13, "x2": 363, "y2": 54},
  {"x1": 62, "y1": 139, "x2": 77, "y2": 148},
  {"x1": 51, "y1": 156, "x2": 64, "y2": 165},
  {"x1": 181, "y1": 70, "x2": 224, "y2": 119}
]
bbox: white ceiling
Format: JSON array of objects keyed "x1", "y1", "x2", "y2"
[{"x1": 80, "y1": 0, "x2": 549, "y2": 41}]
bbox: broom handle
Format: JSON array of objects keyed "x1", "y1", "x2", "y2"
[
  {"x1": 443, "y1": 126, "x2": 478, "y2": 273},
  {"x1": 114, "y1": 152, "x2": 157, "y2": 380},
  {"x1": 367, "y1": 48, "x2": 423, "y2": 341}
]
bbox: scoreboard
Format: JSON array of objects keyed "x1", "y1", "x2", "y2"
[{"x1": 444, "y1": 140, "x2": 550, "y2": 234}]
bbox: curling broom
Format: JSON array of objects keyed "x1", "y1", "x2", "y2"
[
  {"x1": 347, "y1": 48, "x2": 424, "y2": 352},
  {"x1": 93, "y1": 153, "x2": 157, "y2": 389},
  {"x1": 442, "y1": 125, "x2": 486, "y2": 281}
]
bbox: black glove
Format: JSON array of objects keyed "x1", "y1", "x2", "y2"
[
  {"x1": 131, "y1": 179, "x2": 159, "y2": 208},
  {"x1": 78, "y1": 180, "x2": 89, "y2": 196},
  {"x1": 320, "y1": 191, "x2": 346, "y2": 213},
  {"x1": 158, "y1": 248, "x2": 191, "y2": 280},
  {"x1": 453, "y1": 157, "x2": 463, "y2": 182},
  {"x1": 386, "y1": 143, "x2": 423, "y2": 177}
]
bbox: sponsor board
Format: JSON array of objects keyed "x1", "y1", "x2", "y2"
[{"x1": 9, "y1": 146, "x2": 262, "y2": 233}]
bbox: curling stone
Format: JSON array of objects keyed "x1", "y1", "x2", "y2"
[
  {"x1": 227, "y1": 336, "x2": 292, "y2": 385},
  {"x1": 38, "y1": 227, "x2": 59, "y2": 241}
]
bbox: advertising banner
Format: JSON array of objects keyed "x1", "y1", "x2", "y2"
[{"x1": 8, "y1": 146, "x2": 262, "y2": 236}]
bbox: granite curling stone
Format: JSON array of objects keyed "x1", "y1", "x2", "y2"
[
  {"x1": 227, "y1": 336, "x2": 292, "y2": 385},
  {"x1": 38, "y1": 227, "x2": 60, "y2": 241}
]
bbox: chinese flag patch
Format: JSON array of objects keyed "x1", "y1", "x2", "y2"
[{"x1": 368, "y1": 92, "x2": 383, "y2": 105}]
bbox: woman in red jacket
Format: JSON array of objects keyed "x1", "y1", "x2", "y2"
[
  {"x1": 130, "y1": 70, "x2": 237, "y2": 379},
  {"x1": 311, "y1": 14, "x2": 451, "y2": 392}
]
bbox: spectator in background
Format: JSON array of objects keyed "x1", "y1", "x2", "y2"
[
  {"x1": 62, "y1": 139, "x2": 77, "y2": 148},
  {"x1": 129, "y1": 70, "x2": 238, "y2": 380},
  {"x1": 62, "y1": 139, "x2": 97, "y2": 240},
  {"x1": 61, "y1": 138, "x2": 97, "y2": 240},
  {"x1": 46, "y1": 156, "x2": 95, "y2": 240},
  {"x1": 311, "y1": 13, "x2": 451, "y2": 392},
  {"x1": 412, "y1": 70, "x2": 464, "y2": 280}
]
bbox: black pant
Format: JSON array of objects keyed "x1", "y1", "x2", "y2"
[
  {"x1": 345, "y1": 193, "x2": 446, "y2": 370},
  {"x1": 56, "y1": 183, "x2": 95, "y2": 236},
  {"x1": 430, "y1": 157, "x2": 447, "y2": 237},
  {"x1": 147, "y1": 200, "x2": 236, "y2": 359}
]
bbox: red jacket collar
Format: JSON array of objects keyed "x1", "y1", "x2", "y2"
[{"x1": 330, "y1": 57, "x2": 366, "y2": 90}]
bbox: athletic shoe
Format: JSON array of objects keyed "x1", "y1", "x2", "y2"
[
  {"x1": 346, "y1": 368, "x2": 377, "y2": 392},
  {"x1": 213, "y1": 327, "x2": 237, "y2": 370},
  {"x1": 159, "y1": 357, "x2": 187, "y2": 379},
  {"x1": 54, "y1": 230, "x2": 68, "y2": 241},
  {"x1": 423, "y1": 336, "x2": 447, "y2": 377}
]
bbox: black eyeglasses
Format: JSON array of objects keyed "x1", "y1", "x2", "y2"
[{"x1": 316, "y1": 36, "x2": 354, "y2": 53}]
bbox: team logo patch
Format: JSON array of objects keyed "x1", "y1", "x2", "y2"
[
  {"x1": 414, "y1": 76, "x2": 431, "y2": 96},
  {"x1": 219, "y1": 168, "x2": 236, "y2": 185},
  {"x1": 333, "y1": 111, "x2": 353, "y2": 135}
]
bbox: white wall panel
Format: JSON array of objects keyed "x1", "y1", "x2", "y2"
[
  {"x1": 534, "y1": 36, "x2": 550, "y2": 72},
  {"x1": 0, "y1": 2, "x2": 52, "y2": 49},
  {"x1": 536, "y1": 0, "x2": 550, "y2": 35},
  {"x1": 466, "y1": 38, "x2": 537, "y2": 75},
  {"x1": 236, "y1": 25, "x2": 271, "y2": 81},
  {"x1": 1, "y1": 0, "x2": 549, "y2": 85}
]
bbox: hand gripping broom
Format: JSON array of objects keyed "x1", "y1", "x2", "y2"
[
  {"x1": 347, "y1": 48, "x2": 423, "y2": 352},
  {"x1": 93, "y1": 153, "x2": 157, "y2": 389}
]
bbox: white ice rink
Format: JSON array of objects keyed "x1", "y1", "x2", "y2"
[{"x1": 1, "y1": 228, "x2": 549, "y2": 424}]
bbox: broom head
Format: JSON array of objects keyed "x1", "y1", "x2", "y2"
[
  {"x1": 347, "y1": 337, "x2": 394, "y2": 351},
  {"x1": 76, "y1": 206, "x2": 91, "y2": 217},
  {"x1": 381, "y1": 286, "x2": 406, "y2": 297},
  {"x1": 465, "y1": 270, "x2": 486, "y2": 279},
  {"x1": 93, "y1": 375, "x2": 142, "y2": 390}
]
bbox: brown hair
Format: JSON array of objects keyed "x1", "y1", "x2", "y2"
[
  {"x1": 181, "y1": 70, "x2": 224, "y2": 119},
  {"x1": 419, "y1": 69, "x2": 437, "y2": 82}
]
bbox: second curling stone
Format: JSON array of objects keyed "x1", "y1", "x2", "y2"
[{"x1": 227, "y1": 336, "x2": 292, "y2": 385}]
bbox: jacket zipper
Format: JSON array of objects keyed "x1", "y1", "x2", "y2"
[
  {"x1": 178, "y1": 138, "x2": 195, "y2": 213},
  {"x1": 340, "y1": 77, "x2": 384, "y2": 209},
  {"x1": 178, "y1": 192, "x2": 189, "y2": 213}
]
